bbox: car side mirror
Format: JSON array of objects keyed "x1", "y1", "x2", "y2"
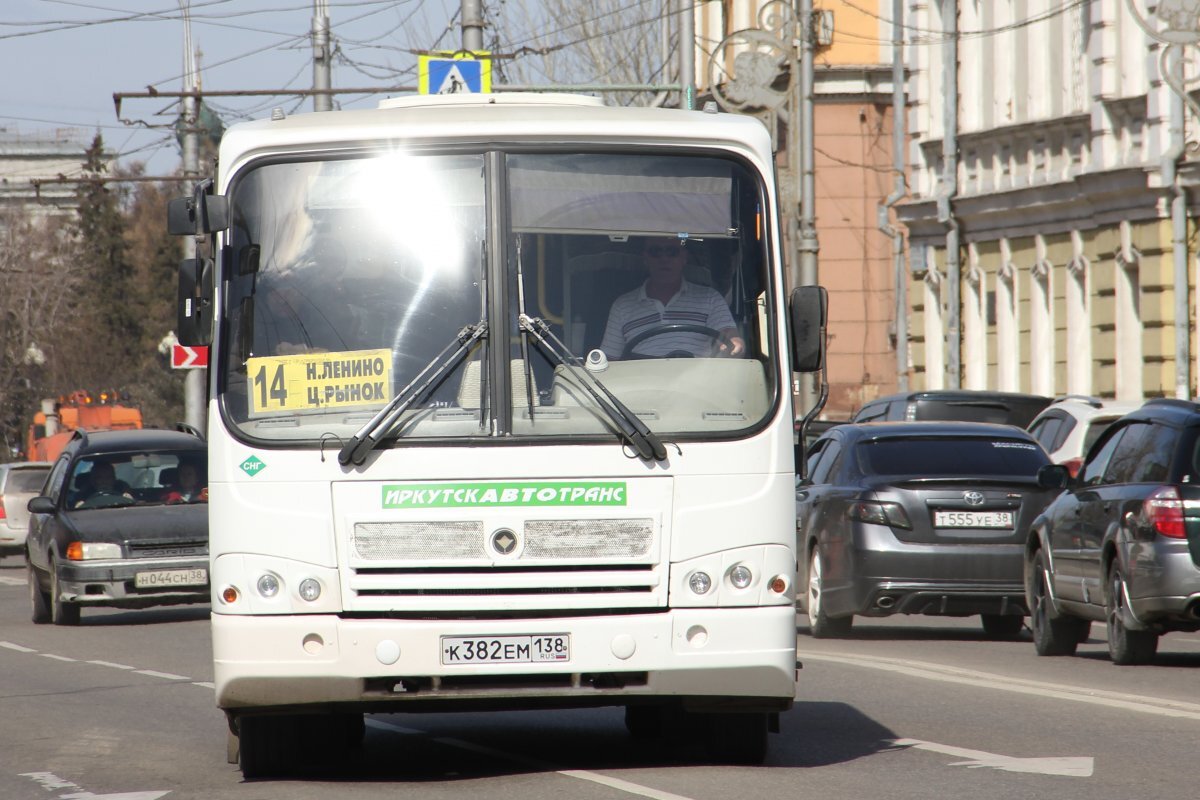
[
  {"x1": 27, "y1": 496, "x2": 56, "y2": 515},
  {"x1": 1037, "y1": 463, "x2": 1070, "y2": 490}
]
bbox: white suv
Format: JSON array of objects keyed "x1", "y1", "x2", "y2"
[{"x1": 1026, "y1": 396, "x2": 1140, "y2": 477}]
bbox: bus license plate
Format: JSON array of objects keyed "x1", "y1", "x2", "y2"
[
  {"x1": 134, "y1": 568, "x2": 208, "y2": 588},
  {"x1": 441, "y1": 634, "x2": 570, "y2": 665}
]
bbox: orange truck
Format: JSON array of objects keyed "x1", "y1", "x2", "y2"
[{"x1": 26, "y1": 391, "x2": 143, "y2": 462}]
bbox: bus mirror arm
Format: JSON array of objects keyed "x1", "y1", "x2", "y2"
[{"x1": 338, "y1": 321, "x2": 488, "y2": 466}]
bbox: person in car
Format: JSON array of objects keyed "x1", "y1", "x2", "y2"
[
  {"x1": 600, "y1": 236, "x2": 745, "y2": 360},
  {"x1": 164, "y1": 460, "x2": 207, "y2": 504},
  {"x1": 73, "y1": 461, "x2": 133, "y2": 508}
]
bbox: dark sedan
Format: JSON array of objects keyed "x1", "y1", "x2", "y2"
[
  {"x1": 26, "y1": 428, "x2": 209, "y2": 625},
  {"x1": 797, "y1": 422, "x2": 1059, "y2": 638}
]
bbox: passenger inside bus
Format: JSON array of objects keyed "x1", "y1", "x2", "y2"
[{"x1": 599, "y1": 236, "x2": 745, "y2": 360}]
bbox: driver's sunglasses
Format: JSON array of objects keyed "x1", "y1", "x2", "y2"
[{"x1": 643, "y1": 244, "x2": 685, "y2": 258}]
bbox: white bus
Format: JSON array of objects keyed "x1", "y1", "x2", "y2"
[{"x1": 169, "y1": 93, "x2": 826, "y2": 777}]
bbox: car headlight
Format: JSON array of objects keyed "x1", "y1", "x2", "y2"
[{"x1": 65, "y1": 541, "x2": 122, "y2": 560}]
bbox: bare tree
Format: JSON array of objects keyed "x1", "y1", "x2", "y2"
[
  {"x1": 490, "y1": 0, "x2": 676, "y2": 107},
  {"x1": 0, "y1": 212, "x2": 87, "y2": 456}
]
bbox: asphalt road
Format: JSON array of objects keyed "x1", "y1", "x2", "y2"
[{"x1": 2, "y1": 552, "x2": 1198, "y2": 800}]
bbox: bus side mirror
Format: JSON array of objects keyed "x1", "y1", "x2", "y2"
[
  {"x1": 177, "y1": 258, "x2": 214, "y2": 346},
  {"x1": 789, "y1": 285, "x2": 827, "y2": 373},
  {"x1": 167, "y1": 187, "x2": 229, "y2": 235}
]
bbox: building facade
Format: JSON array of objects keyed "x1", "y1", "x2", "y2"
[
  {"x1": 696, "y1": 0, "x2": 905, "y2": 417},
  {"x1": 0, "y1": 127, "x2": 105, "y2": 220},
  {"x1": 898, "y1": 1, "x2": 1197, "y2": 402}
]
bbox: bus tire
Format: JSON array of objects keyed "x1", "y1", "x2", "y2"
[
  {"x1": 705, "y1": 712, "x2": 769, "y2": 765},
  {"x1": 238, "y1": 716, "x2": 295, "y2": 778}
]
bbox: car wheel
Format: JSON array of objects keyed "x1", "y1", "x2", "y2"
[
  {"x1": 28, "y1": 560, "x2": 50, "y2": 625},
  {"x1": 1106, "y1": 561, "x2": 1158, "y2": 666},
  {"x1": 980, "y1": 613, "x2": 1024, "y2": 640},
  {"x1": 1027, "y1": 549, "x2": 1085, "y2": 656},
  {"x1": 49, "y1": 558, "x2": 80, "y2": 626},
  {"x1": 703, "y1": 711, "x2": 769, "y2": 765},
  {"x1": 806, "y1": 548, "x2": 852, "y2": 638}
]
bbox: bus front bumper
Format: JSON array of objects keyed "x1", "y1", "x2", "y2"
[{"x1": 212, "y1": 606, "x2": 797, "y2": 714}]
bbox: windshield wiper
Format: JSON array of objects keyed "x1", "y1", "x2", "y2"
[
  {"x1": 338, "y1": 320, "x2": 487, "y2": 466},
  {"x1": 519, "y1": 314, "x2": 667, "y2": 462}
]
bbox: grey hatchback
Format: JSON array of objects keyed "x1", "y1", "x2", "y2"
[
  {"x1": 0, "y1": 462, "x2": 51, "y2": 555},
  {"x1": 797, "y1": 422, "x2": 1059, "y2": 638},
  {"x1": 25, "y1": 428, "x2": 209, "y2": 625}
]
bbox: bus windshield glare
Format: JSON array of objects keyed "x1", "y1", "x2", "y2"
[{"x1": 220, "y1": 150, "x2": 777, "y2": 444}]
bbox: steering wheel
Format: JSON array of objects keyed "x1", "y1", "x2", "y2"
[
  {"x1": 620, "y1": 324, "x2": 724, "y2": 360},
  {"x1": 77, "y1": 491, "x2": 134, "y2": 510}
]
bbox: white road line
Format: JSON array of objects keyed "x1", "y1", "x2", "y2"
[
  {"x1": 86, "y1": 660, "x2": 136, "y2": 670},
  {"x1": 368, "y1": 719, "x2": 699, "y2": 800},
  {"x1": 0, "y1": 641, "x2": 36, "y2": 653},
  {"x1": 135, "y1": 670, "x2": 191, "y2": 681},
  {"x1": 39, "y1": 653, "x2": 77, "y2": 662},
  {"x1": 192, "y1": 681, "x2": 214, "y2": 689},
  {"x1": 0, "y1": 576, "x2": 25, "y2": 586},
  {"x1": 805, "y1": 651, "x2": 1200, "y2": 720},
  {"x1": 891, "y1": 738, "x2": 1094, "y2": 777}
]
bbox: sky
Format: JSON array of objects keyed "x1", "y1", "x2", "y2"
[{"x1": 0, "y1": 1, "x2": 468, "y2": 176}]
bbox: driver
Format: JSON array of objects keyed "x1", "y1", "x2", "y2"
[
  {"x1": 74, "y1": 461, "x2": 133, "y2": 508},
  {"x1": 599, "y1": 236, "x2": 745, "y2": 360}
]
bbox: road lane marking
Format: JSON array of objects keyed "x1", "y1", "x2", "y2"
[
  {"x1": 0, "y1": 641, "x2": 36, "y2": 653},
  {"x1": 135, "y1": 670, "x2": 191, "y2": 681},
  {"x1": 368, "y1": 718, "x2": 699, "y2": 800},
  {"x1": 805, "y1": 651, "x2": 1200, "y2": 720},
  {"x1": 0, "y1": 576, "x2": 25, "y2": 586},
  {"x1": 19, "y1": 771, "x2": 170, "y2": 799},
  {"x1": 192, "y1": 681, "x2": 214, "y2": 689},
  {"x1": 891, "y1": 738, "x2": 1094, "y2": 777},
  {"x1": 87, "y1": 660, "x2": 136, "y2": 670},
  {"x1": 39, "y1": 653, "x2": 77, "y2": 662}
]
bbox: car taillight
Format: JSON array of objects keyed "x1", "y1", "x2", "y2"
[
  {"x1": 1143, "y1": 486, "x2": 1186, "y2": 539},
  {"x1": 0, "y1": 498, "x2": 6, "y2": 520},
  {"x1": 1062, "y1": 457, "x2": 1083, "y2": 479},
  {"x1": 847, "y1": 500, "x2": 912, "y2": 529}
]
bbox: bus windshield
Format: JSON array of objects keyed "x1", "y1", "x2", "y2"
[{"x1": 219, "y1": 149, "x2": 778, "y2": 445}]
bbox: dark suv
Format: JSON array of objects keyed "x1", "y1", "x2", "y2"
[
  {"x1": 853, "y1": 390, "x2": 1051, "y2": 428},
  {"x1": 1026, "y1": 399, "x2": 1200, "y2": 664}
]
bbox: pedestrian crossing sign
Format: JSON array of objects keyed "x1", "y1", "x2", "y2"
[{"x1": 418, "y1": 51, "x2": 492, "y2": 95}]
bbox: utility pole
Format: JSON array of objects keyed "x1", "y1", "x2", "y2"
[
  {"x1": 180, "y1": 2, "x2": 206, "y2": 435},
  {"x1": 312, "y1": 0, "x2": 332, "y2": 112},
  {"x1": 462, "y1": 0, "x2": 484, "y2": 51},
  {"x1": 797, "y1": 0, "x2": 820, "y2": 411},
  {"x1": 677, "y1": 0, "x2": 695, "y2": 109}
]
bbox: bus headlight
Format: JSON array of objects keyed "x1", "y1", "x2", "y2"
[
  {"x1": 729, "y1": 564, "x2": 753, "y2": 589},
  {"x1": 298, "y1": 578, "x2": 322, "y2": 602},
  {"x1": 688, "y1": 571, "x2": 713, "y2": 595},
  {"x1": 256, "y1": 573, "x2": 281, "y2": 598}
]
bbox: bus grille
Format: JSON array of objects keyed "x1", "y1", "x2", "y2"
[{"x1": 345, "y1": 518, "x2": 663, "y2": 611}]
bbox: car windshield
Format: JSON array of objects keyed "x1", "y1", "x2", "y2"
[
  {"x1": 858, "y1": 437, "x2": 1049, "y2": 477},
  {"x1": 68, "y1": 453, "x2": 207, "y2": 510},
  {"x1": 219, "y1": 149, "x2": 777, "y2": 445}
]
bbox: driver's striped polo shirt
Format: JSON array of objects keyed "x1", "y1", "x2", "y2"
[{"x1": 599, "y1": 280, "x2": 737, "y2": 359}]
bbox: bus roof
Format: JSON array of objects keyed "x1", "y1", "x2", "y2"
[{"x1": 217, "y1": 93, "x2": 774, "y2": 182}]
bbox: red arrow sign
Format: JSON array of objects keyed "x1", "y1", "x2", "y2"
[{"x1": 171, "y1": 344, "x2": 209, "y2": 369}]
